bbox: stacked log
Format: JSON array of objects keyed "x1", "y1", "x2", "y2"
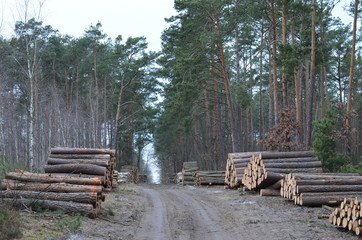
[
  {"x1": 242, "y1": 151, "x2": 322, "y2": 191},
  {"x1": 118, "y1": 166, "x2": 138, "y2": 184},
  {"x1": 47, "y1": 147, "x2": 116, "y2": 190},
  {"x1": 329, "y1": 198, "x2": 362, "y2": 235},
  {"x1": 194, "y1": 171, "x2": 225, "y2": 186},
  {"x1": 175, "y1": 172, "x2": 182, "y2": 184},
  {"x1": 225, "y1": 152, "x2": 261, "y2": 189},
  {"x1": 0, "y1": 170, "x2": 104, "y2": 218},
  {"x1": 281, "y1": 173, "x2": 362, "y2": 207},
  {"x1": 138, "y1": 174, "x2": 148, "y2": 183},
  {"x1": 182, "y1": 162, "x2": 198, "y2": 185},
  {"x1": 165, "y1": 174, "x2": 175, "y2": 184}
]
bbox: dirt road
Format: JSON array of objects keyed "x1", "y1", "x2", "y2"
[{"x1": 77, "y1": 184, "x2": 359, "y2": 240}]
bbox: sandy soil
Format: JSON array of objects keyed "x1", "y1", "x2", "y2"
[{"x1": 73, "y1": 184, "x2": 359, "y2": 240}]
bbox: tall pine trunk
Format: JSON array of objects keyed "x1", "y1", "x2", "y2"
[
  {"x1": 270, "y1": 0, "x2": 279, "y2": 124},
  {"x1": 306, "y1": 0, "x2": 317, "y2": 147}
]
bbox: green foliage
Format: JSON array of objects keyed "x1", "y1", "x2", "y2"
[
  {"x1": 28, "y1": 199, "x2": 47, "y2": 212},
  {"x1": 0, "y1": 206, "x2": 23, "y2": 239},
  {"x1": 232, "y1": 84, "x2": 251, "y2": 109},
  {"x1": 340, "y1": 162, "x2": 362, "y2": 175},
  {"x1": 55, "y1": 214, "x2": 82, "y2": 233},
  {"x1": 312, "y1": 110, "x2": 352, "y2": 172}
]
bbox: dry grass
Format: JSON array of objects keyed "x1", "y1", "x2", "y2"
[{"x1": 0, "y1": 205, "x2": 23, "y2": 240}]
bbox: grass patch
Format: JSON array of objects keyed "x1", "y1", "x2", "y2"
[
  {"x1": 0, "y1": 206, "x2": 23, "y2": 239},
  {"x1": 55, "y1": 213, "x2": 82, "y2": 233}
]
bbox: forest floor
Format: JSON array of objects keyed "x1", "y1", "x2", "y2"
[{"x1": 16, "y1": 183, "x2": 360, "y2": 240}]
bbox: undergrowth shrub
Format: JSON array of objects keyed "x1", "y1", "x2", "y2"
[
  {"x1": 313, "y1": 109, "x2": 352, "y2": 172},
  {"x1": 0, "y1": 206, "x2": 23, "y2": 239},
  {"x1": 55, "y1": 213, "x2": 82, "y2": 233}
]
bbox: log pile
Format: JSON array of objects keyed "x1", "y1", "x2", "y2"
[
  {"x1": 138, "y1": 174, "x2": 148, "y2": 183},
  {"x1": 225, "y1": 152, "x2": 261, "y2": 189},
  {"x1": 242, "y1": 151, "x2": 322, "y2": 190},
  {"x1": 0, "y1": 170, "x2": 104, "y2": 218},
  {"x1": 182, "y1": 162, "x2": 198, "y2": 185},
  {"x1": 117, "y1": 166, "x2": 138, "y2": 184},
  {"x1": 281, "y1": 173, "x2": 362, "y2": 207},
  {"x1": 46, "y1": 147, "x2": 116, "y2": 190},
  {"x1": 329, "y1": 198, "x2": 362, "y2": 235},
  {"x1": 194, "y1": 171, "x2": 225, "y2": 186},
  {"x1": 175, "y1": 172, "x2": 182, "y2": 184}
]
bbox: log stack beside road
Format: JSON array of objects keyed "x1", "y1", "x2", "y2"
[
  {"x1": 194, "y1": 171, "x2": 225, "y2": 186},
  {"x1": 242, "y1": 151, "x2": 322, "y2": 191},
  {"x1": 225, "y1": 152, "x2": 264, "y2": 189},
  {"x1": 329, "y1": 197, "x2": 362, "y2": 235},
  {"x1": 281, "y1": 172, "x2": 362, "y2": 207},
  {"x1": 46, "y1": 147, "x2": 116, "y2": 190},
  {"x1": 0, "y1": 170, "x2": 105, "y2": 218},
  {"x1": 182, "y1": 162, "x2": 198, "y2": 185},
  {"x1": 118, "y1": 166, "x2": 139, "y2": 184}
]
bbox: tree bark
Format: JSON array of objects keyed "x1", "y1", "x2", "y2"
[
  {"x1": 1, "y1": 180, "x2": 103, "y2": 193},
  {"x1": 0, "y1": 190, "x2": 100, "y2": 205},
  {"x1": 270, "y1": 0, "x2": 279, "y2": 124},
  {"x1": 214, "y1": 10, "x2": 237, "y2": 152},
  {"x1": 305, "y1": 0, "x2": 317, "y2": 147},
  {"x1": 50, "y1": 147, "x2": 115, "y2": 156},
  {"x1": 48, "y1": 158, "x2": 110, "y2": 167},
  {"x1": 5, "y1": 171, "x2": 103, "y2": 185},
  {"x1": 44, "y1": 164, "x2": 107, "y2": 176},
  {"x1": 346, "y1": 0, "x2": 359, "y2": 130}
]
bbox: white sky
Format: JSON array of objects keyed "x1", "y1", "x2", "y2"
[
  {"x1": 0, "y1": 0, "x2": 354, "y2": 52},
  {"x1": 0, "y1": 0, "x2": 176, "y2": 52}
]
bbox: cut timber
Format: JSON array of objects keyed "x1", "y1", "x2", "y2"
[
  {"x1": 259, "y1": 157, "x2": 319, "y2": 163},
  {"x1": 260, "y1": 189, "x2": 280, "y2": 196},
  {"x1": 48, "y1": 154, "x2": 110, "y2": 159},
  {"x1": 6, "y1": 171, "x2": 102, "y2": 185},
  {"x1": 50, "y1": 147, "x2": 115, "y2": 157},
  {"x1": 258, "y1": 151, "x2": 315, "y2": 159},
  {"x1": 295, "y1": 179, "x2": 362, "y2": 185},
  {"x1": 1, "y1": 180, "x2": 103, "y2": 193},
  {"x1": 300, "y1": 195, "x2": 362, "y2": 207},
  {"x1": 48, "y1": 158, "x2": 110, "y2": 167},
  {"x1": 0, "y1": 190, "x2": 99, "y2": 205},
  {"x1": 44, "y1": 164, "x2": 107, "y2": 176},
  {"x1": 261, "y1": 161, "x2": 322, "y2": 168},
  {"x1": 182, "y1": 161, "x2": 198, "y2": 185},
  {"x1": 297, "y1": 185, "x2": 362, "y2": 194},
  {"x1": 264, "y1": 168, "x2": 323, "y2": 173},
  {"x1": 0, "y1": 198, "x2": 98, "y2": 218}
]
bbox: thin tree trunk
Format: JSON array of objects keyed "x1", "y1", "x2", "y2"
[
  {"x1": 214, "y1": 10, "x2": 237, "y2": 152},
  {"x1": 346, "y1": 0, "x2": 359, "y2": 129},
  {"x1": 282, "y1": 0, "x2": 288, "y2": 107},
  {"x1": 306, "y1": 0, "x2": 317, "y2": 147},
  {"x1": 259, "y1": 22, "x2": 264, "y2": 148},
  {"x1": 270, "y1": 0, "x2": 279, "y2": 124}
]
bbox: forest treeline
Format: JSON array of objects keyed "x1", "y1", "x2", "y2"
[
  {"x1": 0, "y1": 0, "x2": 361, "y2": 179},
  {"x1": 154, "y1": 0, "x2": 362, "y2": 177},
  {"x1": 0, "y1": 17, "x2": 159, "y2": 173}
]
